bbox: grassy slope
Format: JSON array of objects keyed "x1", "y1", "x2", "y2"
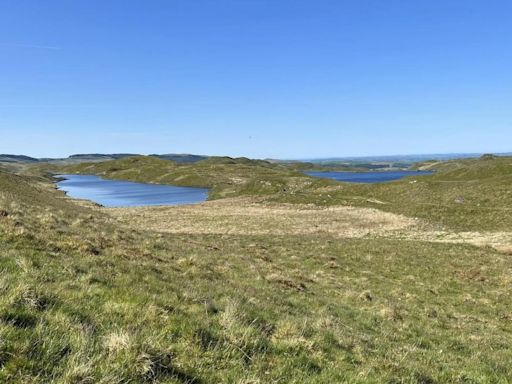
[
  {"x1": 275, "y1": 156, "x2": 512, "y2": 231},
  {"x1": 1, "y1": 157, "x2": 510, "y2": 382},
  {"x1": 59, "y1": 156, "x2": 316, "y2": 199}
]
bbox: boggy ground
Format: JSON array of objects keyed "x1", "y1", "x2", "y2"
[
  {"x1": 110, "y1": 197, "x2": 512, "y2": 254},
  {"x1": 109, "y1": 198, "x2": 418, "y2": 238},
  {"x1": 1, "y1": 159, "x2": 512, "y2": 383}
]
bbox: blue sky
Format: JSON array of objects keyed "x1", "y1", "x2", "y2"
[{"x1": 1, "y1": 0, "x2": 511, "y2": 159}]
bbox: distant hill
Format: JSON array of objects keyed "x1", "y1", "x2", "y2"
[
  {"x1": 198, "y1": 156, "x2": 274, "y2": 167},
  {"x1": 293, "y1": 152, "x2": 512, "y2": 171},
  {"x1": 0, "y1": 154, "x2": 40, "y2": 163},
  {"x1": 68, "y1": 153, "x2": 138, "y2": 160},
  {"x1": 2, "y1": 151, "x2": 511, "y2": 170},
  {"x1": 0, "y1": 153, "x2": 209, "y2": 165},
  {"x1": 150, "y1": 154, "x2": 208, "y2": 163},
  {"x1": 58, "y1": 155, "x2": 309, "y2": 199}
]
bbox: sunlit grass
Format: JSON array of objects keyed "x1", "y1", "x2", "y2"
[{"x1": 0, "y1": 156, "x2": 511, "y2": 382}]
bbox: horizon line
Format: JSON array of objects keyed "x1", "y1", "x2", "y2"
[{"x1": 2, "y1": 150, "x2": 511, "y2": 161}]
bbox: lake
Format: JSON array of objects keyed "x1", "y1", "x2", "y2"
[
  {"x1": 56, "y1": 174, "x2": 209, "y2": 207},
  {"x1": 305, "y1": 170, "x2": 432, "y2": 183}
]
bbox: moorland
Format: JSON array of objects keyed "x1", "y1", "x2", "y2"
[{"x1": 0, "y1": 154, "x2": 511, "y2": 383}]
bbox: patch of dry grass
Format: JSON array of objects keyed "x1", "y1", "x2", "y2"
[
  {"x1": 109, "y1": 197, "x2": 512, "y2": 254},
  {"x1": 109, "y1": 197, "x2": 418, "y2": 237}
]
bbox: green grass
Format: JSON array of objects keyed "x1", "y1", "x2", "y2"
[
  {"x1": 1, "y1": 156, "x2": 511, "y2": 382},
  {"x1": 2, "y1": 233, "x2": 508, "y2": 383}
]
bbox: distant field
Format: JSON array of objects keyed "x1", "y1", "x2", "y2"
[{"x1": 0, "y1": 155, "x2": 511, "y2": 382}]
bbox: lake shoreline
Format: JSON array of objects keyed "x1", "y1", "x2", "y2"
[{"x1": 55, "y1": 174, "x2": 209, "y2": 208}]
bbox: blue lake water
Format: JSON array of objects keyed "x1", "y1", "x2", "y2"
[
  {"x1": 305, "y1": 170, "x2": 432, "y2": 183},
  {"x1": 56, "y1": 174, "x2": 209, "y2": 207}
]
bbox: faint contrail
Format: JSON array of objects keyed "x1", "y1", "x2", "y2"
[{"x1": 2, "y1": 43, "x2": 61, "y2": 50}]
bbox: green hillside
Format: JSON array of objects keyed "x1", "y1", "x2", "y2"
[
  {"x1": 276, "y1": 156, "x2": 512, "y2": 231},
  {"x1": 2, "y1": 162, "x2": 512, "y2": 382},
  {"x1": 59, "y1": 155, "x2": 316, "y2": 199}
]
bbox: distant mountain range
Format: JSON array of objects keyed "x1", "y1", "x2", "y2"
[
  {"x1": 0, "y1": 153, "x2": 209, "y2": 165},
  {"x1": 0, "y1": 154, "x2": 41, "y2": 163},
  {"x1": 1, "y1": 152, "x2": 510, "y2": 166}
]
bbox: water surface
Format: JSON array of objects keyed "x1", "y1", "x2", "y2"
[
  {"x1": 56, "y1": 174, "x2": 208, "y2": 207},
  {"x1": 305, "y1": 170, "x2": 432, "y2": 183}
]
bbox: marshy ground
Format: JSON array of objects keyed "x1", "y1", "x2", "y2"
[{"x1": 111, "y1": 195, "x2": 512, "y2": 254}]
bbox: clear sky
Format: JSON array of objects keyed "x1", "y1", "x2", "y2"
[{"x1": 1, "y1": 0, "x2": 511, "y2": 159}]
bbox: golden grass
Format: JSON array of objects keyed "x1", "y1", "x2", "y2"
[
  {"x1": 108, "y1": 197, "x2": 512, "y2": 254},
  {"x1": 109, "y1": 198, "x2": 417, "y2": 236}
]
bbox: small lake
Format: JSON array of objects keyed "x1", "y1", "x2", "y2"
[
  {"x1": 305, "y1": 170, "x2": 432, "y2": 183},
  {"x1": 56, "y1": 174, "x2": 209, "y2": 207}
]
